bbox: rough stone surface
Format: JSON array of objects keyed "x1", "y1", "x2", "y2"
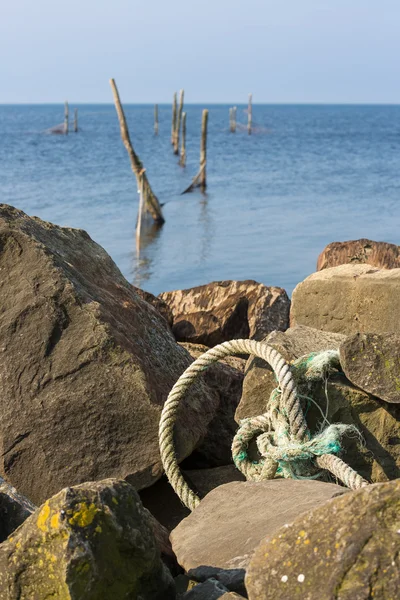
[
  {"x1": 0, "y1": 205, "x2": 218, "y2": 503},
  {"x1": 140, "y1": 466, "x2": 245, "y2": 532},
  {"x1": 236, "y1": 332, "x2": 400, "y2": 483},
  {"x1": 188, "y1": 566, "x2": 246, "y2": 596},
  {"x1": 0, "y1": 479, "x2": 175, "y2": 600},
  {"x1": 246, "y1": 480, "x2": 400, "y2": 600},
  {"x1": 133, "y1": 286, "x2": 174, "y2": 327},
  {"x1": 290, "y1": 264, "x2": 400, "y2": 334},
  {"x1": 179, "y1": 343, "x2": 244, "y2": 468},
  {"x1": 340, "y1": 332, "x2": 400, "y2": 404},
  {"x1": 170, "y1": 480, "x2": 346, "y2": 571},
  {"x1": 181, "y1": 579, "x2": 230, "y2": 599},
  {"x1": 317, "y1": 238, "x2": 400, "y2": 271},
  {"x1": 159, "y1": 280, "x2": 290, "y2": 346},
  {"x1": 0, "y1": 478, "x2": 35, "y2": 542}
]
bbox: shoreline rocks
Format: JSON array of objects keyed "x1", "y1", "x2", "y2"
[{"x1": 317, "y1": 238, "x2": 400, "y2": 271}]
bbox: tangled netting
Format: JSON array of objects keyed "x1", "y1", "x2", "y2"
[{"x1": 159, "y1": 340, "x2": 369, "y2": 511}]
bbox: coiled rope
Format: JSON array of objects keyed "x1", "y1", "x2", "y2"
[{"x1": 159, "y1": 339, "x2": 368, "y2": 511}]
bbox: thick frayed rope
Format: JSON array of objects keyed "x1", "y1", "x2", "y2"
[{"x1": 159, "y1": 340, "x2": 369, "y2": 511}]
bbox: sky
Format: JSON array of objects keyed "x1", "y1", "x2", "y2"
[{"x1": 1, "y1": 0, "x2": 400, "y2": 104}]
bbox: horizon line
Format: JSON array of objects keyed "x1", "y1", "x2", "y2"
[{"x1": 1, "y1": 101, "x2": 400, "y2": 106}]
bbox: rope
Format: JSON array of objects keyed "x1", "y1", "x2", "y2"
[{"x1": 158, "y1": 340, "x2": 369, "y2": 511}]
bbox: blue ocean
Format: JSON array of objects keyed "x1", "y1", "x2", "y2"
[{"x1": 1, "y1": 104, "x2": 399, "y2": 296}]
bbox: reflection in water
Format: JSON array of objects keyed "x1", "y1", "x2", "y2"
[
  {"x1": 198, "y1": 193, "x2": 215, "y2": 265},
  {"x1": 132, "y1": 219, "x2": 163, "y2": 288}
]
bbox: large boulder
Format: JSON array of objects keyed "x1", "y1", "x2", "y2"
[
  {"x1": 317, "y1": 238, "x2": 400, "y2": 271},
  {"x1": 340, "y1": 332, "x2": 400, "y2": 404},
  {"x1": 159, "y1": 280, "x2": 290, "y2": 346},
  {"x1": 0, "y1": 477, "x2": 35, "y2": 542},
  {"x1": 246, "y1": 479, "x2": 400, "y2": 600},
  {"x1": 0, "y1": 205, "x2": 218, "y2": 504},
  {"x1": 235, "y1": 327, "x2": 400, "y2": 483},
  {"x1": 0, "y1": 479, "x2": 175, "y2": 600},
  {"x1": 290, "y1": 264, "x2": 400, "y2": 334},
  {"x1": 170, "y1": 480, "x2": 345, "y2": 571}
]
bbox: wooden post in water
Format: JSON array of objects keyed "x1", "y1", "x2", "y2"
[
  {"x1": 179, "y1": 112, "x2": 187, "y2": 167},
  {"x1": 64, "y1": 101, "x2": 69, "y2": 135},
  {"x1": 181, "y1": 108, "x2": 208, "y2": 194},
  {"x1": 200, "y1": 109, "x2": 208, "y2": 191},
  {"x1": 248, "y1": 94, "x2": 252, "y2": 135},
  {"x1": 154, "y1": 104, "x2": 159, "y2": 135},
  {"x1": 171, "y1": 92, "x2": 177, "y2": 145},
  {"x1": 229, "y1": 108, "x2": 233, "y2": 132},
  {"x1": 174, "y1": 89, "x2": 184, "y2": 155},
  {"x1": 73, "y1": 108, "x2": 78, "y2": 132},
  {"x1": 232, "y1": 106, "x2": 237, "y2": 133},
  {"x1": 110, "y1": 78, "x2": 165, "y2": 225}
]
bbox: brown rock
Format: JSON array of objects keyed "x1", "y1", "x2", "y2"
[
  {"x1": 290, "y1": 264, "x2": 400, "y2": 334},
  {"x1": 159, "y1": 280, "x2": 290, "y2": 346},
  {"x1": 317, "y1": 238, "x2": 400, "y2": 271},
  {"x1": 134, "y1": 286, "x2": 173, "y2": 327},
  {"x1": 0, "y1": 205, "x2": 218, "y2": 504},
  {"x1": 340, "y1": 332, "x2": 400, "y2": 404},
  {"x1": 0, "y1": 479, "x2": 175, "y2": 600},
  {"x1": 170, "y1": 480, "x2": 346, "y2": 571},
  {"x1": 246, "y1": 480, "x2": 400, "y2": 600},
  {"x1": 0, "y1": 477, "x2": 35, "y2": 542},
  {"x1": 180, "y1": 343, "x2": 244, "y2": 468}
]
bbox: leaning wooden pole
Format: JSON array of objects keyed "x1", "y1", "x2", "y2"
[
  {"x1": 174, "y1": 89, "x2": 184, "y2": 155},
  {"x1": 181, "y1": 108, "x2": 208, "y2": 194},
  {"x1": 64, "y1": 101, "x2": 69, "y2": 135},
  {"x1": 154, "y1": 104, "x2": 159, "y2": 135},
  {"x1": 171, "y1": 92, "x2": 177, "y2": 145},
  {"x1": 73, "y1": 108, "x2": 78, "y2": 133},
  {"x1": 232, "y1": 106, "x2": 237, "y2": 133},
  {"x1": 110, "y1": 79, "x2": 165, "y2": 225},
  {"x1": 248, "y1": 94, "x2": 252, "y2": 135},
  {"x1": 200, "y1": 109, "x2": 208, "y2": 191},
  {"x1": 229, "y1": 107, "x2": 233, "y2": 132},
  {"x1": 179, "y1": 112, "x2": 187, "y2": 167}
]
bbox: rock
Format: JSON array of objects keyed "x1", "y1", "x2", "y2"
[
  {"x1": 340, "y1": 332, "x2": 400, "y2": 404},
  {"x1": 235, "y1": 326, "x2": 346, "y2": 423},
  {"x1": 246, "y1": 479, "x2": 400, "y2": 600},
  {"x1": 179, "y1": 343, "x2": 244, "y2": 468},
  {"x1": 179, "y1": 342, "x2": 247, "y2": 373},
  {"x1": 290, "y1": 264, "x2": 400, "y2": 334},
  {"x1": 134, "y1": 286, "x2": 174, "y2": 327},
  {"x1": 159, "y1": 280, "x2": 290, "y2": 346},
  {"x1": 0, "y1": 205, "x2": 219, "y2": 503},
  {"x1": 0, "y1": 477, "x2": 35, "y2": 542},
  {"x1": 140, "y1": 466, "x2": 245, "y2": 532},
  {"x1": 170, "y1": 480, "x2": 346, "y2": 571},
  {"x1": 181, "y1": 579, "x2": 230, "y2": 599},
  {"x1": 0, "y1": 479, "x2": 175, "y2": 600},
  {"x1": 219, "y1": 595, "x2": 247, "y2": 600},
  {"x1": 235, "y1": 328, "x2": 400, "y2": 482},
  {"x1": 188, "y1": 566, "x2": 246, "y2": 596},
  {"x1": 317, "y1": 238, "x2": 400, "y2": 271}
]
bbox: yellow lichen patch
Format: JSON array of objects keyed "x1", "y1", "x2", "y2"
[
  {"x1": 37, "y1": 501, "x2": 51, "y2": 532},
  {"x1": 304, "y1": 539, "x2": 310, "y2": 545},
  {"x1": 95, "y1": 525, "x2": 102, "y2": 534},
  {"x1": 299, "y1": 530, "x2": 307, "y2": 538},
  {"x1": 68, "y1": 502, "x2": 98, "y2": 528},
  {"x1": 50, "y1": 513, "x2": 60, "y2": 529},
  {"x1": 112, "y1": 497, "x2": 119, "y2": 505}
]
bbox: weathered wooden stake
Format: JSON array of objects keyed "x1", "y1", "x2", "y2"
[
  {"x1": 154, "y1": 104, "x2": 159, "y2": 135},
  {"x1": 200, "y1": 109, "x2": 208, "y2": 191},
  {"x1": 229, "y1": 107, "x2": 233, "y2": 132},
  {"x1": 179, "y1": 112, "x2": 187, "y2": 167},
  {"x1": 136, "y1": 170, "x2": 146, "y2": 252},
  {"x1": 110, "y1": 78, "x2": 165, "y2": 225},
  {"x1": 181, "y1": 108, "x2": 208, "y2": 194},
  {"x1": 64, "y1": 101, "x2": 69, "y2": 135},
  {"x1": 174, "y1": 89, "x2": 184, "y2": 155},
  {"x1": 171, "y1": 92, "x2": 177, "y2": 145},
  {"x1": 73, "y1": 108, "x2": 78, "y2": 133},
  {"x1": 232, "y1": 106, "x2": 237, "y2": 133},
  {"x1": 248, "y1": 94, "x2": 252, "y2": 135}
]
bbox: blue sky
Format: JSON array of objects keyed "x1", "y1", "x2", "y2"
[{"x1": 2, "y1": 0, "x2": 399, "y2": 103}]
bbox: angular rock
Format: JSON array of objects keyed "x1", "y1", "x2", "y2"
[
  {"x1": 340, "y1": 332, "x2": 400, "y2": 404},
  {"x1": 188, "y1": 566, "x2": 246, "y2": 596},
  {"x1": 0, "y1": 477, "x2": 35, "y2": 542},
  {"x1": 134, "y1": 286, "x2": 174, "y2": 327},
  {"x1": 170, "y1": 480, "x2": 346, "y2": 571},
  {"x1": 235, "y1": 329, "x2": 400, "y2": 482},
  {"x1": 246, "y1": 479, "x2": 400, "y2": 600},
  {"x1": 180, "y1": 343, "x2": 244, "y2": 468},
  {"x1": 159, "y1": 280, "x2": 290, "y2": 346},
  {"x1": 0, "y1": 205, "x2": 218, "y2": 503},
  {"x1": 219, "y1": 595, "x2": 247, "y2": 600},
  {"x1": 0, "y1": 479, "x2": 175, "y2": 600},
  {"x1": 235, "y1": 326, "x2": 346, "y2": 423},
  {"x1": 290, "y1": 264, "x2": 400, "y2": 334},
  {"x1": 139, "y1": 466, "x2": 245, "y2": 532},
  {"x1": 181, "y1": 579, "x2": 230, "y2": 599},
  {"x1": 317, "y1": 238, "x2": 400, "y2": 271}
]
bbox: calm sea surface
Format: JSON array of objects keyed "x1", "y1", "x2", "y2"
[{"x1": 1, "y1": 104, "x2": 399, "y2": 296}]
